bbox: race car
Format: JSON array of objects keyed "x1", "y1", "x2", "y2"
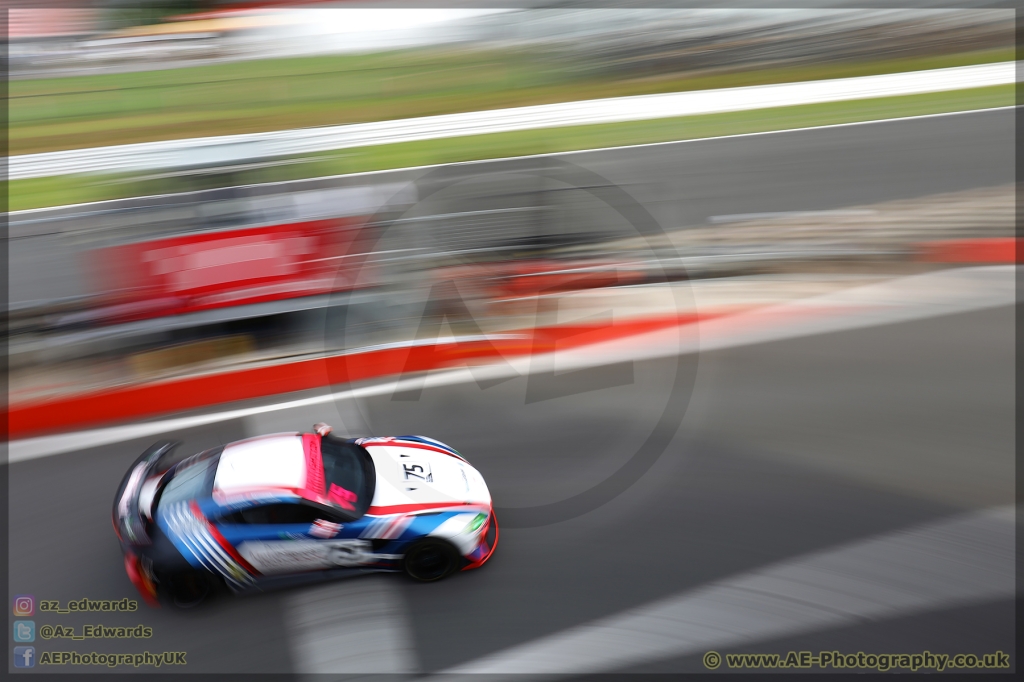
[{"x1": 113, "y1": 425, "x2": 497, "y2": 607}]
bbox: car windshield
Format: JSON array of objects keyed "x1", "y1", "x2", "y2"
[
  {"x1": 319, "y1": 437, "x2": 375, "y2": 518},
  {"x1": 157, "y1": 448, "x2": 222, "y2": 508}
]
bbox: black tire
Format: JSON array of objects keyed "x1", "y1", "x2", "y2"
[
  {"x1": 403, "y1": 539, "x2": 461, "y2": 582},
  {"x1": 159, "y1": 571, "x2": 220, "y2": 609}
]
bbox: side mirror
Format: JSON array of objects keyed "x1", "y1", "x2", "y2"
[{"x1": 310, "y1": 518, "x2": 343, "y2": 538}]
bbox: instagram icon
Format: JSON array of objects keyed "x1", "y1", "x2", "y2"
[{"x1": 13, "y1": 595, "x2": 34, "y2": 617}]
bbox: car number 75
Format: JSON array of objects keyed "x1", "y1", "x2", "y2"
[{"x1": 402, "y1": 461, "x2": 433, "y2": 482}]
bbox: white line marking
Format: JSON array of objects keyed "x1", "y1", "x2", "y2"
[
  {"x1": 709, "y1": 209, "x2": 877, "y2": 223},
  {"x1": 441, "y1": 505, "x2": 1016, "y2": 677},
  {"x1": 10, "y1": 62, "x2": 1015, "y2": 179},
  {"x1": 11, "y1": 105, "x2": 1013, "y2": 217},
  {"x1": 6, "y1": 266, "x2": 1013, "y2": 463},
  {"x1": 284, "y1": 575, "x2": 418, "y2": 675}
]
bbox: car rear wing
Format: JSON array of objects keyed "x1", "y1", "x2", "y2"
[{"x1": 112, "y1": 441, "x2": 180, "y2": 546}]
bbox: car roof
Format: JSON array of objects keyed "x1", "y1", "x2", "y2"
[{"x1": 213, "y1": 433, "x2": 308, "y2": 498}]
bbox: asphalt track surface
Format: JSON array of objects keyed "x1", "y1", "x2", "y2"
[
  {"x1": 8, "y1": 303, "x2": 1015, "y2": 674},
  {"x1": 6, "y1": 110, "x2": 1016, "y2": 675},
  {"x1": 563, "y1": 107, "x2": 1014, "y2": 234},
  {"x1": 8, "y1": 107, "x2": 1014, "y2": 305}
]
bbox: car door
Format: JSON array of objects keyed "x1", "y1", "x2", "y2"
[{"x1": 214, "y1": 500, "x2": 373, "y2": 576}]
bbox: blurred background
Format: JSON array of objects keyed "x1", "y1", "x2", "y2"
[
  {"x1": 5, "y1": 3, "x2": 1017, "y2": 675},
  {"x1": 7, "y1": 2, "x2": 1015, "y2": 407}
]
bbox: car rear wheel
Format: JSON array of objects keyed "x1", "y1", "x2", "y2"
[
  {"x1": 403, "y1": 539, "x2": 461, "y2": 582},
  {"x1": 160, "y1": 571, "x2": 219, "y2": 608}
]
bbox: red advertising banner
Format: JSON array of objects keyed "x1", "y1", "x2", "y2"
[{"x1": 94, "y1": 218, "x2": 370, "y2": 322}]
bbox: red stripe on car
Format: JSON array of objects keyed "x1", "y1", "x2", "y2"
[
  {"x1": 189, "y1": 501, "x2": 261, "y2": 576},
  {"x1": 301, "y1": 433, "x2": 326, "y2": 497},
  {"x1": 367, "y1": 501, "x2": 478, "y2": 515},
  {"x1": 363, "y1": 440, "x2": 465, "y2": 460}
]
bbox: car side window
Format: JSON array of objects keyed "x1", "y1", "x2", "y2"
[{"x1": 220, "y1": 503, "x2": 325, "y2": 525}]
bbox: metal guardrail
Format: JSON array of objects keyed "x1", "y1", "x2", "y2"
[{"x1": 10, "y1": 61, "x2": 1015, "y2": 180}]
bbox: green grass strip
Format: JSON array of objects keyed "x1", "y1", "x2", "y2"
[
  {"x1": 11, "y1": 45, "x2": 1013, "y2": 155},
  {"x1": 10, "y1": 84, "x2": 1012, "y2": 213}
]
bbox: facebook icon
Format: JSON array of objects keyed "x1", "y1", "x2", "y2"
[{"x1": 14, "y1": 645, "x2": 35, "y2": 668}]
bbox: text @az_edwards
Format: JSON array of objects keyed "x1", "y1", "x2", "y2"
[
  {"x1": 39, "y1": 623, "x2": 153, "y2": 640},
  {"x1": 703, "y1": 649, "x2": 1011, "y2": 672},
  {"x1": 39, "y1": 598, "x2": 137, "y2": 613},
  {"x1": 37, "y1": 651, "x2": 186, "y2": 668}
]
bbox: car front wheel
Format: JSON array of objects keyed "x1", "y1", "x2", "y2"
[{"x1": 403, "y1": 539, "x2": 461, "y2": 582}]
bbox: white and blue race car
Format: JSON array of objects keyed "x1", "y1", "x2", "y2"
[{"x1": 113, "y1": 425, "x2": 498, "y2": 607}]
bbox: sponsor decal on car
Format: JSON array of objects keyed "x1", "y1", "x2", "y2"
[{"x1": 237, "y1": 539, "x2": 374, "y2": 573}]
